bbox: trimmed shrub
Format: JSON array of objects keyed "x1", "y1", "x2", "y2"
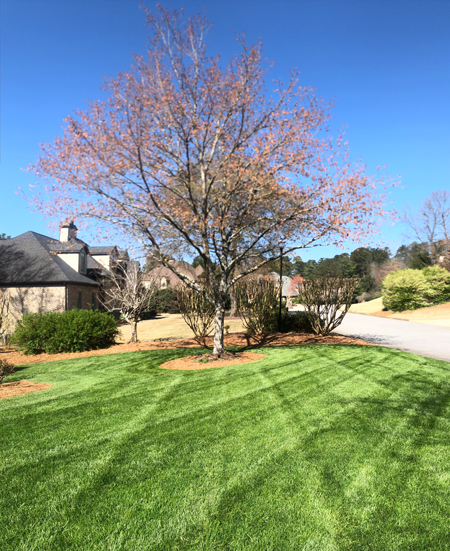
[
  {"x1": 422, "y1": 266, "x2": 450, "y2": 303},
  {"x1": 382, "y1": 266, "x2": 450, "y2": 312},
  {"x1": 298, "y1": 277, "x2": 358, "y2": 336},
  {"x1": 11, "y1": 310, "x2": 119, "y2": 355},
  {"x1": 236, "y1": 276, "x2": 279, "y2": 335},
  {"x1": 279, "y1": 311, "x2": 314, "y2": 334}
]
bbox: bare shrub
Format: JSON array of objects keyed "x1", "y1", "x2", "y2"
[
  {"x1": 177, "y1": 285, "x2": 215, "y2": 345},
  {"x1": 297, "y1": 277, "x2": 359, "y2": 336},
  {"x1": 235, "y1": 276, "x2": 279, "y2": 335},
  {"x1": 0, "y1": 359, "x2": 15, "y2": 385}
]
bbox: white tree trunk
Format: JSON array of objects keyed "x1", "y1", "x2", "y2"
[
  {"x1": 130, "y1": 321, "x2": 138, "y2": 343},
  {"x1": 212, "y1": 302, "x2": 225, "y2": 356}
]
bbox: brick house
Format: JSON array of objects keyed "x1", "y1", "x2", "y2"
[
  {"x1": 142, "y1": 260, "x2": 204, "y2": 289},
  {"x1": 0, "y1": 222, "x2": 128, "y2": 329}
]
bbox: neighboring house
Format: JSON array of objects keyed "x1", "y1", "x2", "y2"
[
  {"x1": 142, "y1": 260, "x2": 204, "y2": 290},
  {"x1": 269, "y1": 273, "x2": 294, "y2": 298},
  {"x1": 0, "y1": 222, "x2": 128, "y2": 328}
]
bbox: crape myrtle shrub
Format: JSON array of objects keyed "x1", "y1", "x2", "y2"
[
  {"x1": 236, "y1": 277, "x2": 314, "y2": 335},
  {"x1": 177, "y1": 284, "x2": 215, "y2": 344},
  {"x1": 11, "y1": 310, "x2": 119, "y2": 355},
  {"x1": 298, "y1": 277, "x2": 358, "y2": 336},
  {"x1": 382, "y1": 266, "x2": 450, "y2": 312},
  {"x1": 236, "y1": 277, "x2": 279, "y2": 335}
]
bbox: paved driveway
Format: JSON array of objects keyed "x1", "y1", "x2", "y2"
[{"x1": 334, "y1": 312, "x2": 450, "y2": 363}]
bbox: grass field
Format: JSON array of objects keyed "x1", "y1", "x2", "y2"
[
  {"x1": 117, "y1": 314, "x2": 246, "y2": 343},
  {"x1": 1, "y1": 345, "x2": 450, "y2": 550}
]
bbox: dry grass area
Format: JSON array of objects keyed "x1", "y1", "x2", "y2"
[
  {"x1": 117, "y1": 313, "x2": 246, "y2": 343},
  {"x1": 349, "y1": 298, "x2": 450, "y2": 327}
]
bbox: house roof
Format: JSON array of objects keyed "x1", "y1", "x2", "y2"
[
  {"x1": 89, "y1": 246, "x2": 117, "y2": 255},
  {"x1": 0, "y1": 232, "x2": 98, "y2": 286},
  {"x1": 143, "y1": 260, "x2": 202, "y2": 286}
]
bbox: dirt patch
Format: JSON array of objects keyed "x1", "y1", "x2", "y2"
[
  {"x1": 0, "y1": 332, "x2": 370, "y2": 367},
  {"x1": 0, "y1": 380, "x2": 52, "y2": 400},
  {"x1": 161, "y1": 351, "x2": 265, "y2": 370}
]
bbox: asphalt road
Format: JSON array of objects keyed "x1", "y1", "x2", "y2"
[{"x1": 333, "y1": 312, "x2": 450, "y2": 363}]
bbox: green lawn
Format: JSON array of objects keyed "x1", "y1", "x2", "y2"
[{"x1": 1, "y1": 345, "x2": 450, "y2": 550}]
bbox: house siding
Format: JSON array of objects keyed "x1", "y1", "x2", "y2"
[
  {"x1": 1, "y1": 285, "x2": 66, "y2": 327},
  {"x1": 66, "y1": 284, "x2": 99, "y2": 311}
]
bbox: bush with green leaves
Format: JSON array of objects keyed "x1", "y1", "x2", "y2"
[
  {"x1": 422, "y1": 266, "x2": 450, "y2": 303},
  {"x1": 11, "y1": 309, "x2": 119, "y2": 355},
  {"x1": 278, "y1": 311, "x2": 314, "y2": 334},
  {"x1": 382, "y1": 266, "x2": 450, "y2": 312}
]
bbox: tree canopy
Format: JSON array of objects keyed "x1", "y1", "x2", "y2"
[{"x1": 30, "y1": 6, "x2": 393, "y2": 354}]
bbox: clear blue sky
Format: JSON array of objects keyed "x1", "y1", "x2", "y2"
[{"x1": 1, "y1": 0, "x2": 449, "y2": 261}]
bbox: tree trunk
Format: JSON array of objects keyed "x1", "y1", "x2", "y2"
[
  {"x1": 229, "y1": 284, "x2": 237, "y2": 317},
  {"x1": 212, "y1": 302, "x2": 225, "y2": 356},
  {"x1": 130, "y1": 321, "x2": 138, "y2": 343}
]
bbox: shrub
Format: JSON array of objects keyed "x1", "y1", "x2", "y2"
[
  {"x1": 279, "y1": 311, "x2": 314, "y2": 334},
  {"x1": 298, "y1": 277, "x2": 358, "y2": 336},
  {"x1": 11, "y1": 310, "x2": 119, "y2": 355},
  {"x1": 155, "y1": 289, "x2": 180, "y2": 314},
  {"x1": 422, "y1": 266, "x2": 450, "y2": 303},
  {"x1": 381, "y1": 266, "x2": 450, "y2": 312},
  {"x1": 236, "y1": 276, "x2": 279, "y2": 335},
  {"x1": 0, "y1": 359, "x2": 15, "y2": 384},
  {"x1": 381, "y1": 269, "x2": 428, "y2": 312},
  {"x1": 177, "y1": 285, "x2": 215, "y2": 344}
]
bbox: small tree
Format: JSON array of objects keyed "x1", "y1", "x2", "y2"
[
  {"x1": 296, "y1": 277, "x2": 358, "y2": 336},
  {"x1": 236, "y1": 276, "x2": 280, "y2": 335},
  {"x1": 177, "y1": 284, "x2": 215, "y2": 345},
  {"x1": 101, "y1": 263, "x2": 157, "y2": 342}
]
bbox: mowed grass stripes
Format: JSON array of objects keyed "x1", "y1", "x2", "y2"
[{"x1": 1, "y1": 345, "x2": 450, "y2": 550}]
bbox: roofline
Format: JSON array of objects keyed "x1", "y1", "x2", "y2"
[{"x1": 0, "y1": 281, "x2": 99, "y2": 288}]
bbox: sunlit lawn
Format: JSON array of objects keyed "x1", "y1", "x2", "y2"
[{"x1": 1, "y1": 345, "x2": 450, "y2": 550}]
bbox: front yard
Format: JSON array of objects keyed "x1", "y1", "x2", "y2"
[{"x1": 1, "y1": 345, "x2": 450, "y2": 550}]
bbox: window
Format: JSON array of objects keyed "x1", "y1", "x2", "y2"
[
  {"x1": 77, "y1": 292, "x2": 82, "y2": 309},
  {"x1": 91, "y1": 293, "x2": 96, "y2": 310},
  {"x1": 160, "y1": 277, "x2": 168, "y2": 289},
  {"x1": 79, "y1": 252, "x2": 87, "y2": 273}
]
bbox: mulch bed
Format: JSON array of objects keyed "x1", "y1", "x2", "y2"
[
  {"x1": 0, "y1": 380, "x2": 52, "y2": 400},
  {"x1": 160, "y1": 351, "x2": 266, "y2": 370},
  {"x1": 0, "y1": 332, "x2": 370, "y2": 397},
  {"x1": 0, "y1": 332, "x2": 369, "y2": 367}
]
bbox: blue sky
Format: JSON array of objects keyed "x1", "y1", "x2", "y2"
[{"x1": 1, "y1": 0, "x2": 449, "y2": 261}]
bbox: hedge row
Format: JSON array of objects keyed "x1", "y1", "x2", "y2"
[{"x1": 11, "y1": 309, "x2": 119, "y2": 355}]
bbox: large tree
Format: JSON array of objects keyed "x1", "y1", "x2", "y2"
[
  {"x1": 404, "y1": 191, "x2": 450, "y2": 262},
  {"x1": 30, "y1": 6, "x2": 392, "y2": 355}
]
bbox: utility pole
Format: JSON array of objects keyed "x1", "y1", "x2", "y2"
[{"x1": 278, "y1": 246, "x2": 283, "y2": 332}]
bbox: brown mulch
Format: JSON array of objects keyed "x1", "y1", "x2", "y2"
[
  {"x1": 160, "y1": 351, "x2": 266, "y2": 370},
  {"x1": 0, "y1": 380, "x2": 52, "y2": 400},
  {"x1": 0, "y1": 332, "x2": 370, "y2": 368}
]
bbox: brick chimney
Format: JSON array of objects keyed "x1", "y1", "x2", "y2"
[{"x1": 60, "y1": 222, "x2": 78, "y2": 243}]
